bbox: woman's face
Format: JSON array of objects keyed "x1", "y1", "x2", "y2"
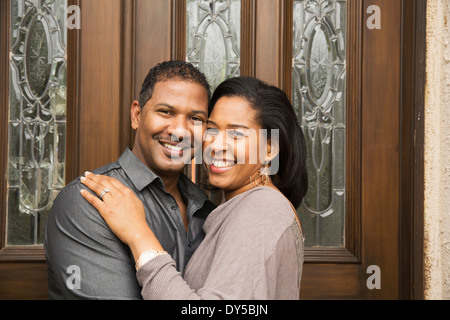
[{"x1": 203, "y1": 96, "x2": 269, "y2": 196}]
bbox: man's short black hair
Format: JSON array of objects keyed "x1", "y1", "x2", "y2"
[{"x1": 138, "y1": 60, "x2": 211, "y2": 111}]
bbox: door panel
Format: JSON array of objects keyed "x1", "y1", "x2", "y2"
[
  {"x1": 77, "y1": 0, "x2": 123, "y2": 172},
  {"x1": 0, "y1": 263, "x2": 47, "y2": 300},
  {"x1": 301, "y1": 264, "x2": 362, "y2": 299},
  {"x1": 361, "y1": 0, "x2": 401, "y2": 299}
]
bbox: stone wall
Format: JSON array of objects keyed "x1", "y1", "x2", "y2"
[{"x1": 424, "y1": 0, "x2": 450, "y2": 300}]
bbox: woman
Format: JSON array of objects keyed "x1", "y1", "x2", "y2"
[{"x1": 80, "y1": 76, "x2": 308, "y2": 300}]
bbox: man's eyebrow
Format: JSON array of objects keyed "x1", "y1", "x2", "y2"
[
  {"x1": 155, "y1": 104, "x2": 207, "y2": 117},
  {"x1": 154, "y1": 103, "x2": 174, "y2": 109},
  {"x1": 192, "y1": 110, "x2": 208, "y2": 117}
]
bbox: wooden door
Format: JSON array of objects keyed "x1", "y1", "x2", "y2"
[{"x1": 0, "y1": 0, "x2": 425, "y2": 300}]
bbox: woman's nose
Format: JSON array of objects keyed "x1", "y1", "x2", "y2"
[{"x1": 209, "y1": 131, "x2": 231, "y2": 154}]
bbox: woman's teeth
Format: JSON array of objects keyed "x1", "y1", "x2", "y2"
[
  {"x1": 163, "y1": 143, "x2": 183, "y2": 152},
  {"x1": 212, "y1": 160, "x2": 234, "y2": 168}
]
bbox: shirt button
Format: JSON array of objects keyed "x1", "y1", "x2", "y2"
[{"x1": 171, "y1": 205, "x2": 177, "y2": 210}]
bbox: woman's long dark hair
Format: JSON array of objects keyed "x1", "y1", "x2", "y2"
[{"x1": 211, "y1": 76, "x2": 308, "y2": 208}]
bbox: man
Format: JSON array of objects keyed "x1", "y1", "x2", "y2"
[{"x1": 44, "y1": 61, "x2": 216, "y2": 299}]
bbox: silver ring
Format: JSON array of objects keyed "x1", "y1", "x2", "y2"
[{"x1": 99, "y1": 188, "x2": 110, "y2": 200}]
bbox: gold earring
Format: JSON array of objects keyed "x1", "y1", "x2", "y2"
[
  {"x1": 250, "y1": 165, "x2": 271, "y2": 187},
  {"x1": 261, "y1": 165, "x2": 271, "y2": 186}
]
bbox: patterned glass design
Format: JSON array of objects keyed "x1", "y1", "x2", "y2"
[
  {"x1": 7, "y1": 0, "x2": 67, "y2": 245},
  {"x1": 293, "y1": 0, "x2": 347, "y2": 247},
  {"x1": 186, "y1": 0, "x2": 241, "y2": 91}
]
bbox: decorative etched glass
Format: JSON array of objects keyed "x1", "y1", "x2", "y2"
[
  {"x1": 293, "y1": 0, "x2": 347, "y2": 247},
  {"x1": 185, "y1": 0, "x2": 241, "y2": 205},
  {"x1": 186, "y1": 0, "x2": 241, "y2": 91},
  {"x1": 7, "y1": 0, "x2": 67, "y2": 245}
]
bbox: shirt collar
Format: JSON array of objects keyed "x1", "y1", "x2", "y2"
[
  {"x1": 117, "y1": 149, "x2": 211, "y2": 213},
  {"x1": 117, "y1": 148, "x2": 164, "y2": 191}
]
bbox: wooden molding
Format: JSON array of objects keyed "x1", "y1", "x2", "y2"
[
  {"x1": 280, "y1": 0, "x2": 293, "y2": 96},
  {"x1": 120, "y1": 0, "x2": 136, "y2": 151},
  {"x1": 412, "y1": 0, "x2": 426, "y2": 300},
  {"x1": 399, "y1": 0, "x2": 426, "y2": 300},
  {"x1": 0, "y1": 247, "x2": 46, "y2": 263},
  {"x1": 305, "y1": 248, "x2": 360, "y2": 264},
  {"x1": 66, "y1": 0, "x2": 82, "y2": 183},
  {"x1": 241, "y1": 0, "x2": 256, "y2": 77},
  {"x1": 172, "y1": 0, "x2": 186, "y2": 61},
  {"x1": 345, "y1": 0, "x2": 363, "y2": 264},
  {"x1": 0, "y1": 0, "x2": 10, "y2": 253}
]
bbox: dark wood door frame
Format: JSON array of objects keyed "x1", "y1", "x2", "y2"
[
  {"x1": 0, "y1": 0, "x2": 9, "y2": 262},
  {"x1": 399, "y1": 0, "x2": 426, "y2": 300}
]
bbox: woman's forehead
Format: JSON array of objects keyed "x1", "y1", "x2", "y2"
[{"x1": 209, "y1": 96, "x2": 259, "y2": 128}]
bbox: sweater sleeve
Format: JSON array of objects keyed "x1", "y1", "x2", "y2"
[{"x1": 137, "y1": 254, "x2": 201, "y2": 300}]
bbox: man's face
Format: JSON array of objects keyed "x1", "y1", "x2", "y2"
[{"x1": 132, "y1": 80, "x2": 209, "y2": 178}]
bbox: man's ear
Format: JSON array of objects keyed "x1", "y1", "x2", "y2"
[{"x1": 131, "y1": 101, "x2": 141, "y2": 130}]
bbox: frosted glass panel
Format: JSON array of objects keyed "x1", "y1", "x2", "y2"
[
  {"x1": 185, "y1": 0, "x2": 241, "y2": 205},
  {"x1": 186, "y1": 0, "x2": 241, "y2": 90},
  {"x1": 293, "y1": 0, "x2": 347, "y2": 247},
  {"x1": 7, "y1": 0, "x2": 67, "y2": 245}
]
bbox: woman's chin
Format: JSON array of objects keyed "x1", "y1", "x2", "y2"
[
  {"x1": 208, "y1": 179, "x2": 229, "y2": 190},
  {"x1": 207, "y1": 174, "x2": 234, "y2": 191}
]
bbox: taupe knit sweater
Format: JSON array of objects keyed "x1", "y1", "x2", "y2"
[{"x1": 137, "y1": 187, "x2": 304, "y2": 300}]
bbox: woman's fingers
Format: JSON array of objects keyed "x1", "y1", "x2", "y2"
[
  {"x1": 80, "y1": 189, "x2": 106, "y2": 212},
  {"x1": 80, "y1": 173, "x2": 117, "y2": 218},
  {"x1": 96, "y1": 174, "x2": 127, "y2": 190},
  {"x1": 80, "y1": 174, "x2": 113, "y2": 200},
  {"x1": 83, "y1": 172, "x2": 127, "y2": 194},
  {"x1": 79, "y1": 172, "x2": 149, "y2": 247}
]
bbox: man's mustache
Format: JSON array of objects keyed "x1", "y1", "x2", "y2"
[{"x1": 154, "y1": 134, "x2": 195, "y2": 148}]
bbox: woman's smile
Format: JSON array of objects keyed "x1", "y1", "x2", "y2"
[{"x1": 209, "y1": 158, "x2": 236, "y2": 173}]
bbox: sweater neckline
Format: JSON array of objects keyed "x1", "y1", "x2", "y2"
[{"x1": 202, "y1": 186, "x2": 279, "y2": 233}]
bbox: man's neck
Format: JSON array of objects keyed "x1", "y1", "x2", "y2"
[{"x1": 161, "y1": 174, "x2": 181, "y2": 196}]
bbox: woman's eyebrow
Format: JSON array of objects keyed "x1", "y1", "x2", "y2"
[
  {"x1": 228, "y1": 124, "x2": 250, "y2": 129},
  {"x1": 207, "y1": 120, "x2": 250, "y2": 129}
]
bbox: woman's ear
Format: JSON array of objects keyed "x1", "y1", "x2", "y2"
[
  {"x1": 264, "y1": 138, "x2": 280, "y2": 164},
  {"x1": 263, "y1": 138, "x2": 280, "y2": 176},
  {"x1": 131, "y1": 101, "x2": 141, "y2": 130}
]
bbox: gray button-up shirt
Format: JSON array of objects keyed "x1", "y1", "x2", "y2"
[{"x1": 44, "y1": 148, "x2": 215, "y2": 300}]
